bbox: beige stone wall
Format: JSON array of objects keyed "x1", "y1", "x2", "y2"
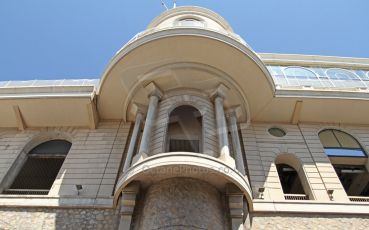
[
  {"x1": 0, "y1": 207, "x2": 119, "y2": 230},
  {"x1": 241, "y1": 122, "x2": 369, "y2": 202},
  {"x1": 251, "y1": 213, "x2": 369, "y2": 230},
  {"x1": 0, "y1": 121, "x2": 130, "y2": 199}
]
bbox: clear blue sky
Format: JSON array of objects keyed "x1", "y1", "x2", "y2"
[{"x1": 0, "y1": 0, "x2": 368, "y2": 81}]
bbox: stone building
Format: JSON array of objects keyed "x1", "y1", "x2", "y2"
[{"x1": 0, "y1": 5, "x2": 369, "y2": 230}]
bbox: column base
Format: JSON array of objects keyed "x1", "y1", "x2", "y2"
[
  {"x1": 219, "y1": 152, "x2": 236, "y2": 169},
  {"x1": 131, "y1": 152, "x2": 148, "y2": 166}
]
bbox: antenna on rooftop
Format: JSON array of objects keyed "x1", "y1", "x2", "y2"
[{"x1": 161, "y1": 0, "x2": 169, "y2": 10}]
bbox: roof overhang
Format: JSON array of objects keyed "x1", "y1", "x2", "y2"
[
  {"x1": 97, "y1": 28, "x2": 275, "y2": 123},
  {"x1": 0, "y1": 85, "x2": 97, "y2": 129}
]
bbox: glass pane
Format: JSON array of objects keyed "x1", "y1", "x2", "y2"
[
  {"x1": 325, "y1": 148, "x2": 366, "y2": 157},
  {"x1": 268, "y1": 128, "x2": 286, "y2": 137},
  {"x1": 178, "y1": 18, "x2": 204, "y2": 27},
  {"x1": 284, "y1": 67, "x2": 317, "y2": 79},
  {"x1": 333, "y1": 130, "x2": 361, "y2": 149},
  {"x1": 319, "y1": 130, "x2": 340, "y2": 148}
]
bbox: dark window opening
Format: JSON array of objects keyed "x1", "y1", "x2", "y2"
[
  {"x1": 167, "y1": 105, "x2": 202, "y2": 153},
  {"x1": 4, "y1": 140, "x2": 71, "y2": 195},
  {"x1": 276, "y1": 164, "x2": 305, "y2": 194},
  {"x1": 333, "y1": 165, "x2": 369, "y2": 197},
  {"x1": 169, "y1": 139, "x2": 199, "y2": 152}
]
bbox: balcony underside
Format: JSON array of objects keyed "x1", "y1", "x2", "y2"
[{"x1": 114, "y1": 152, "x2": 253, "y2": 209}]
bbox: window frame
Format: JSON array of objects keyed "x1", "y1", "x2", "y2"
[
  {"x1": 319, "y1": 129, "x2": 367, "y2": 158},
  {"x1": 1, "y1": 139, "x2": 72, "y2": 195}
]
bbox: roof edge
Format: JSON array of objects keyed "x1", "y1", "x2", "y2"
[{"x1": 259, "y1": 53, "x2": 369, "y2": 69}]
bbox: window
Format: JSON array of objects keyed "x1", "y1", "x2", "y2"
[
  {"x1": 276, "y1": 164, "x2": 305, "y2": 195},
  {"x1": 3, "y1": 140, "x2": 71, "y2": 195},
  {"x1": 177, "y1": 18, "x2": 204, "y2": 27},
  {"x1": 319, "y1": 129, "x2": 369, "y2": 198},
  {"x1": 284, "y1": 67, "x2": 317, "y2": 80},
  {"x1": 167, "y1": 105, "x2": 202, "y2": 153},
  {"x1": 319, "y1": 129, "x2": 366, "y2": 157},
  {"x1": 333, "y1": 165, "x2": 369, "y2": 197},
  {"x1": 326, "y1": 68, "x2": 360, "y2": 81},
  {"x1": 268, "y1": 127, "x2": 286, "y2": 137}
]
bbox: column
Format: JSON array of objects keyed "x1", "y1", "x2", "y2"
[
  {"x1": 227, "y1": 110, "x2": 246, "y2": 175},
  {"x1": 122, "y1": 106, "x2": 144, "y2": 173},
  {"x1": 118, "y1": 182, "x2": 140, "y2": 230},
  {"x1": 226, "y1": 184, "x2": 245, "y2": 230},
  {"x1": 212, "y1": 84, "x2": 235, "y2": 167},
  {"x1": 132, "y1": 82, "x2": 162, "y2": 164}
]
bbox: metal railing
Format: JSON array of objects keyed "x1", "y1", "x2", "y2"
[
  {"x1": 284, "y1": 194, "x2": 309, "y2": 200},
  {"x1": 3, "y1": 189, "x2": 49, "y2": 195},
  {"x1": 349, "y1": 196, "x2": 369, "y2": 202}
]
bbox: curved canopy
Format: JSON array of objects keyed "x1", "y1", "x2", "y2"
[{"x1": 97, "y1": 28, "x2": 275, "y2": 122}]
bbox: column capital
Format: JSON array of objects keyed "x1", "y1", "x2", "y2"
[
  {"x1": 226, "y1": 105, "x2": 242, "y2": 121},
  {"x1": 211, "y1": 83, "x2": 229, "y2": 100},
  {"x1": 145, "y1": 82, "x2": 163, "y2": 99},
  {"x1": 129, "y1": 103, "x2": 147, "y2": 118}
]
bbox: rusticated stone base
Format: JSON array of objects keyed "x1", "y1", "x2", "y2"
[
  {"x1": 0, "y1": 207, "x2": 120, "y2": 230},
  {"x1": 251, "y1": 213, "x2": 369, "y2": 230},
  {"x1": 134, "y1": 177, "x2": 228, "y2": 230}
]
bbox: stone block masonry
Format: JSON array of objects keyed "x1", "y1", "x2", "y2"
[{"x1": 0, "y1": 207, "x2": 120, "y2": 230}]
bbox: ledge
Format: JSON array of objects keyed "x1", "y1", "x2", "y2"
[
  {"x1": 0, "y1": 195, "x2": 114, "y2": 208},
  {"x1": 253, "y1": 199, "x2": 369, "y2": 214}
]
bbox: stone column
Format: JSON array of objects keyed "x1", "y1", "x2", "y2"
[
  {"x1": 133, "y1": 82, "x2": 162, "y2": 164},
  {"x1": 227, "y1": 109, "x2": 246, "y2": 175},
  {"x1": 226, "y1": 184, "x2": 245, "y2": 230},
  {"x1": 212, "y1": 84, "x2": 235, "y2": 167},
  {"x1": 122, "y1": 104, "x2": 145, "y2": 173},
  {"x1": 118, "y1": 182, "x2": 140, "y2": 230}
]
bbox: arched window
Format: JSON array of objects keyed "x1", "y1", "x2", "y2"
[
  {"x1": 326, "y1": 68, "x2": 360, "y2": 81},
  {"x1": 319, "y1": 129, "x2": 369, "y2": 198},
  {"x1": 166, "y1": 105, "x2": 202, "y2": 153},
  {"x1": 319, "y1": 129, "x2": 366, "y2": 157},
  {"x1": 284, "y1": 67, "x2": 317, "y2": 79},
  {"x1": 276, "y1": 163, "x2": 306, "y2": 195},
  {"x1": 177, "y1": 18, "x2": 204, "y2": 27},
  {"x1": 4, "y1": 140, "x2": 71, "y2": 195}
]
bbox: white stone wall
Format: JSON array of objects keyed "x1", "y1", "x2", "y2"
[
  {"x1": 150, "y1": 94, "x2": 218, "y2": 157},
  {"x1": 0, "y1": 121, "x2": 130, "y2": 199}
]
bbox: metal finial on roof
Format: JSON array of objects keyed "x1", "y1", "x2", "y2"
[{"x1": 161, "y1": 0, "x2": 168, "y2": 10}]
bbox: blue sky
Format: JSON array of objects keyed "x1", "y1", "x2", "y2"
[{"x1": 0, "y1": 0, "x2": 368, "y2": 81}]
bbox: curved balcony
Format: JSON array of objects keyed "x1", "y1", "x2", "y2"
[{"x1": 113, "y1": 152, "x2": 253, "y2": 209}]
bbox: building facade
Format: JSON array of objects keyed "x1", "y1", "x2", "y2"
[{"x1": 1, "y1": 6, "x2": 369, "y2": 229}]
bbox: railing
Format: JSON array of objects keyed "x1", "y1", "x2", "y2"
[
  {"x1": 284, "y1": 194, "x2": 309, "y2": 200},
  {"x1": 3, "y1": 189, "x2": 49, "y2": 195},
  {"x1": 349, "y1": 196, "x2": 369, "y2": 202}
]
